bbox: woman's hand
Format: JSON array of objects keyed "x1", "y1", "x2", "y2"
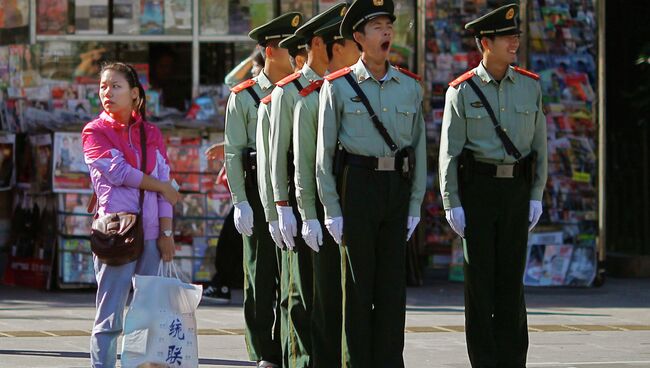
[
  {"x1": 161, "y1": 181, "x2": 182, "y2": 206},
  {"x1": 157, "y1": 234, "x2": 175, "y2": 262}
]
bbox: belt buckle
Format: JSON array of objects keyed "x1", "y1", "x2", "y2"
[
  {"x1": 376, "y1": 157, "x2": 395, "y2": 171},
  {"x1": 495, "y1": 164, "x2": 514, "y2": 178}
]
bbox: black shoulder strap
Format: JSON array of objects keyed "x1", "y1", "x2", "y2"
[
  {"x1": 465, "y1": 78, "x2": 522, "y2": 160},
  {"x1": 292, "y1": 79, "x2": 304, "y2": 92},
  {"x1": 342, "y1": 73, "x2": 399, "y2": 152},
  {"x1": 138, "y1": 123, "x2": 146, "y2": 212},
  {"x1": 245, "y1": 86, "x2": 261, "y2": 108}
]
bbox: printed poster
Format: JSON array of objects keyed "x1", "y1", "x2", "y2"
[{"x1": 52, "y1": 132, "x2": 92, "y2": 193}]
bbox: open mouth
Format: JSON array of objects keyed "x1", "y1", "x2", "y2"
[{"x1": 381, "y1": 41, "x2": 390, "y2": 51}]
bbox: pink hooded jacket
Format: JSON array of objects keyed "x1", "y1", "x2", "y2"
[{"x1": 82, "y1": 111, "x2": 173, "y2": 240}]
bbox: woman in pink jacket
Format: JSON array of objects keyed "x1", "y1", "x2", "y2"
[{"x1": 82, "y1": 62, "x2": 181, "y2": 368}]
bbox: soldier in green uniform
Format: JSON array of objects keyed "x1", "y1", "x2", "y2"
[
  {"x1": 269, "y1": 5, "x2": 349, "y2": 367},
  {"x1": 256, "y1": 33, "x2": 308, "y2": 367},
  {"x1": 293, "y1": 10, "x2": 360, "y2": 368},
  {"x1": 316, "y1": 0, "x2": 426, "y2": 366},
  {"x1": 224, "y1": 12, "x2": 303, "y2": 368},
  {"x1": 438, "y1": 4, "x2": 547, "y2": 367}
]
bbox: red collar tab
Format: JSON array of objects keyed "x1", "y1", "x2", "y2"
[
  {"x1": 230, "y1": 79, "x2": 257, "y2": 94},
  {"x1": 324, "y1": 67, "x2": 352, "y2": 82},
  {"x1": 449, "y1": 70, "x2": 476, "y2": 88},
  {"x1": 513, "y1": 66, "x2": 540, "y2": 80},
  {"x1": 299, "y1": 80, "x2": 324, "y2": 97},
  {"x1": 394, "y1": 66, "x2": 422, "y2": 81},
  {"x1": 276, "y1": 72, "x2": 302, "y2": 87}
]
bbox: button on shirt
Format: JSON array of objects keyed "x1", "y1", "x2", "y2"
[
  {"x1": 438, "y1": 62, "x2": 548, "y2": 209},
  {"x1": 224, "y1": 71, "x2": 274, "y2": 205},
  {"x1": 316, "y1": 58, "x2": 427, "y2": 219}
]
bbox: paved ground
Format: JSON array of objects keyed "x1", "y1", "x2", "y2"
[{"x1": 0, "y1": 277, "x2": 649, "y2": 367}]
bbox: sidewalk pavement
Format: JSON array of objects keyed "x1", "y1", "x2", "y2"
[{"x1": 0, "y1": 277, "x2": 649, "y2": 368}]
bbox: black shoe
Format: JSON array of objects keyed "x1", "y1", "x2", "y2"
[{"x1": 202, "y1": 285, "x2": 231, "y2": 304}]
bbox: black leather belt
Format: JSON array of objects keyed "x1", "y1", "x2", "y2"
[
  {"x1": 346, "y1": 152, "x2": 399, "y2": 171},
  {"x1": 473, "y1": 160, "x2": 525, "y2": 179}
]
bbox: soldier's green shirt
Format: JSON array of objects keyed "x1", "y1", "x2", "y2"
[
  {"x1": 224, "y1": 71, "x2": 274, "y2": 205},
  {"x1": 316, "y1": 58, "x2": 427, "y2": 218},
  {"x1": 270, "y1": 64, "x2": 323, "y2": 203},
  {"x1": 293, "y1": 80, "x2": 322, "y2": 221},
  {"x1": 256, "y1": 97, "x2": 277, "y2": 221},
  {"x1": 438, "y1": 62, "x2": 548, "y2": 210}
]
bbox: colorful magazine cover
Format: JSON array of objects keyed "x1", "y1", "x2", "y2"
[
  {"x1": 75, "y1": 0, "x2": 109, "y2": 35},
  {"x1": 0, "y1": 134, "x2": 15, "y2": 191},
  {"x1": 192, "y1": 236, "x2": 216, "y2": 282},
  {"x1": 37, "y1": 0, "x2": 69, "y2": 35},
  {"x1": 52, "y1": 132, "x2": 92, "y2": 193},
  {"x1": 140, "y1": 0, "x2": 164, "y2": 35},
  {"x1": 565, "y1": 244, "x2": 596, "y2": 287},
  {"x1": 200, "y1": 0, "x2": 228, "y2": 35},
  {"x1": 30, "y1": 134, "x2": 53, "y2": 192},
  {"x1": 164, "y1": 0, "x2": 192, "y2": 35},
  {"x1": 524, "y1": 244, "x2": 545, "y2": 286},
  {"x1": 539, "y1": 244, "x2": 574, "y2": 286},
  {"x1": 113, "y1": 0, "x2": 140, "y2": 35},
  {"x1": 176, "y1": 193, "x2": 206, "y2": 218},
  {"x1": 59, "y1": 237, "x2": 95, "y2": 284}
]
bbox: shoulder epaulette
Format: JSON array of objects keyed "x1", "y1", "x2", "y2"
[
  {"x1": 324, "y1": 67, "x2": 352, "y2": 82},
  {"x1": 261, "y1": 94, "x2": 272, "y2": 105},
  {"x1": 299, "y1": 80, "x2": 324, "y2": 97},
  {"x1": 449, "y1": 70, "x2": 476, "y2": 88},
  {"x1": 394, "y1": 66, "x2": 422, "y2": 81},
  {"x1": 230, "y1": 78, "x2": 257, "y2": 94},
  {"x1": 513, "y1": 66, "x2": 540, "y2": 81},
  {"x1": 276, "y1": 72, "x2": 302, "y2": 87}
]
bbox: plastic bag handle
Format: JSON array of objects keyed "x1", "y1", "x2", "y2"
[{"x1": 157, "y1": 260, "x2": 181, "y2": 279}]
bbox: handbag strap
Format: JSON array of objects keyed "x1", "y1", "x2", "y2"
[
  {"x1": 342, "y1": 73, "x2": 399, "y2": 152},
  {"x1": 138, "y1": 122, "x2": 146, "y2": 213}
]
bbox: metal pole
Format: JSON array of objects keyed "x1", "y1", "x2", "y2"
[
  {"x1": 29, "y1": 0, "x2": 36, "y2": 44},
  {"x1": 597, "y1": 0, "x2": 607, "y2": 264},
  {"x1": 520, "y1": 0, "x2": 529, "y2": 69},
  {"x1": 416, "y1": 0, "x2": 425, "y2": 78},
  {"x1": 192, "y1": 0, "x2": 200, "y2": 98}
]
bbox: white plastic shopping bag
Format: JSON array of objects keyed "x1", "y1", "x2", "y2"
[{"x1": 121, "y1": 261, "x2": 203, "y2": 368}]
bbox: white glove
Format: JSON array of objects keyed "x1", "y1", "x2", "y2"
[
  {"x1": 445, "y1": 207, "x2": 466, "y2": 238},
  {"x1": 529, "y1": 200, "x2": 543, "y2": 232},
  {"x1": 268, "y1": 221, "x2": 285, "y2": 250},
  {"x1": 276, "y1": 205, "x2": 297, "y2": 250},
  {"x1": 233, "y1": 201, "x2": 254, "y2": 236},
  {"x1": 324, "y1": 217, "x2": 343, "y2": 245},
  {"x1": 406, "y1": 216, "x2": 420, "y2": 241},
  {"x1": 301, "y1": 219, "x2": 323, "y2": 252}
]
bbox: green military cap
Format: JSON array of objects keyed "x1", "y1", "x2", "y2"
[
  {"x1": 278, "y1": 34, "x2": 308, "y2": 56},
  {"x1": 340, "y1": 0, "x2": 396, "y2": 39},
  {"x1": 314, "y1": 19, "x2": 345, "y2": 44},
  {"x1": 249, "y1": 12, "x2": 304, "y2": 45},
  {"x1": 295, "y1": 2, "x2": 349, "y2": 41},
  {"x1": 465, "y1": 4, "x2": 522, "y2": 37}
]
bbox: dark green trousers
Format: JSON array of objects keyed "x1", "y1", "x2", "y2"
[
  {"x1": 340, "y1": 166, "x2": 410, "y2": 368},
  {"x1": 281, "y1": 187, "x2": 312, "y2": 368},
  {"x1": 311, "y1": 201, "x2": 342, "y2": 368},
  {"x1": 243, "y1": 184, "x2": 282, "y2": 364},
  {"x1": 461, "y1": 171, "x2": 530, "y2": 368}
]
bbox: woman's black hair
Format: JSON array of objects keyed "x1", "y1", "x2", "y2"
[
  {"x1": 251, "y1": 49, "x2": 265, "y2": 68},
  {"x1": 100, "y1": 62, "x2": 147, "y2": 120}
]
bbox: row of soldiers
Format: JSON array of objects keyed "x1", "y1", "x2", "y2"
[{"x1": 217, "y1": 0, "x2": 547, "y2": 367}]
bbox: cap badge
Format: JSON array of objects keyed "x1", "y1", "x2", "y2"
[
  {"x1": 340, "y1": 6, "x2": 347, "y2": 16},
  {"x1": 373, "y1": 0, "x2": 384, "y2": 6},
  {"x1": 291, "y1": 15, "x2": 301, "y2": 27},
  {"x1": 505, "y1": 8, "x2": 515, "y2": 20}
]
